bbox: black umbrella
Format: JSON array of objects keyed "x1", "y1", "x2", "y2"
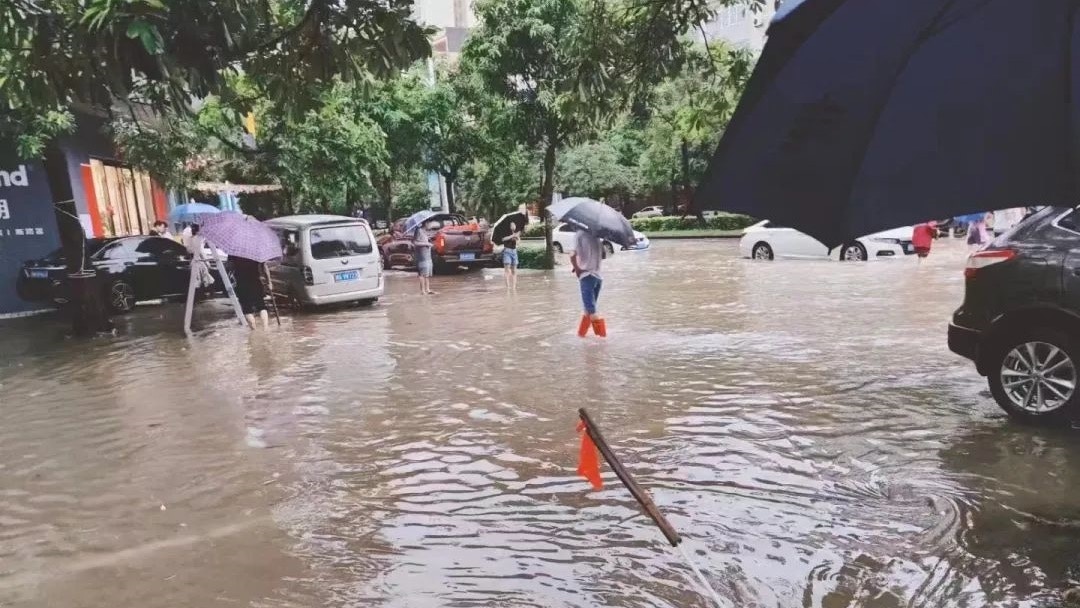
[
  {"x1": 697, "y1": 0, "x2": 1079, "y2": 248},
  {"x1": 548, "y1": 197, "x2": 636, "y2": 248},
  {"x1": 491, "y1": 210, "x2": 528, "y2": 245}
]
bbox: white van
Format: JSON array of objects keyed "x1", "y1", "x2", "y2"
[{"x1": 265, "y1": 215, "x2": 383, "y2": 307}]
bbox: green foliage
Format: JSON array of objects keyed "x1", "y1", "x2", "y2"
[
  {"x1": 557, "y1": 138, "x2": 642, "y2": 201},
  {"x1": 523, "y1": 223, "x2": 546, "y2": 238},
  {"x1": 1, "y1": 0, "x2": 431, "y2": 117},
  {"x1": 629, "y1": 214, "x2": 755, "y2": 232},
  {"x1": 515, "y1": 246, "x2": 549, "y2": 269},
  {"x1": 277, "y1": 81, "x2": 388, "y2": 213},
  {"x1": 1, "y1": 107, "x2": 75, "y2": 159}
]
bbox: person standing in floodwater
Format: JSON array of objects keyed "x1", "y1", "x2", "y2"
[
  {"x1": 501, "y1": 221, "x2": 521, "y2": 291},
  {"x1": 571, "y1": 228, "x2": 606, "y2": 337},
  {"x1": 231, "y1": 256, "x2": 270, "y2": 329},
  {"x1": 911, "y1": 221, "x2": 936, "y2": 264},
  {"x1": 413, "y1": 223, "x2": 435, "y2": 295}
]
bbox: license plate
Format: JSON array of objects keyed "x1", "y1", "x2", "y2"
[
  {"x1": 459, "y1": 253, "x2": 476, "y2": 261},
  {"x1": 28, "y1": 269, "x2": 48, "y2": 279},
  {"x1": 334, "y1": 270, "x2": 359, "y2": 282}
]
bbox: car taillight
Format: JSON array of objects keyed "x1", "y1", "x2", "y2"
[
  {"x1": 964, "y1": 248, "x2": 1016, "y2": 279},
  {"x1": 434, "y1": 233, "x2": 446, "y2": 255},
  {"x1": 303, "y1": 266, "x2": 314, "y2": 285}
]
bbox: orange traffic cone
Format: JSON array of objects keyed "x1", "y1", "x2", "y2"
[
  {"x1": 577, "y1": 314, "x2": 592, "y2": 337},
  {"x1": 591, "y1": 318, "x2": 607, "y2": 337}
]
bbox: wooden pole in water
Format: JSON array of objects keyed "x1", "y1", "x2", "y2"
[
  {"x1": 578, "y1": 408, "x2": 681, "y2": 547},
  {"x1": 577, "y1": 408, "x2": 729, "y2": 608}
]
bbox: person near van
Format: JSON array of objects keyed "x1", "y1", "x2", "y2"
[
  {"x1": 414, "y1": 223, "x2": 435, "y2": 295},
  {"x1": 570, "y1": 228, "x2": 606, "y2": 337},
  {"x1": 502, "y1": 221, "x2": 521, "y2": 291},
  {"x1": 150, "y1": 220, "x2": 173, "y2": 239},
  {"x1": 232, "y1": 255, "x2": 269, "y2": 329}
]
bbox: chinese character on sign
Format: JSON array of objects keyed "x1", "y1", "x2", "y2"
[{"x1": 0, "y1": 199, "x2": 8, "y2": 220}]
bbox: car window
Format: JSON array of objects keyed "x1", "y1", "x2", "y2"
[
  {"x1": 558, "y1": 224, "x2": 575, "y2": 233},
  {"x1": 1057, "y1": 209, "x2": 1080, "y2": 233},
  {"x1": 98, "y1": 239, "x2": 140, "y2": 260},
  {"x1": 309, "y1": 225, "x2": 373, "y2": 259},
  {"x1": 763, "y1": 221, "x2": 788, "y2": 229},
  {"x1": 272, "y1": 228, "x2": 302, "y2": 264},
  {"x1": 136, "y1": 237, "x2": 185, "y2": 257}
]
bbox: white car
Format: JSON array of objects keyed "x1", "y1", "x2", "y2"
[
  {"x1": 632, "y1": 206, "x2": 665, "y2": 219},
  {"x1": 551, "y1": 224, "x2": 650, "y2": 254},
  {"x1": 738, "y1": 220, "x2": 914, "y2": 261}
]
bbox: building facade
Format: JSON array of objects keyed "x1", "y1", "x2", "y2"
[{"x1": 0, "y1": 114, "x2": 168, "y2": 317}]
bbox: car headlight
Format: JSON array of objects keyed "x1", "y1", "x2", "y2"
[{"x1": 870, "y1": 237, "x2": 901, "y2": 244}]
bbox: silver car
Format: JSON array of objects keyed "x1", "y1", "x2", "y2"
[{"x1": 265, "y1": 215, "x2": 384, "y2": 308}]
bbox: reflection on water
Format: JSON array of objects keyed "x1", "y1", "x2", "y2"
[{"x1": 1, "y1": 240, "x2": 1076, "y2": 607}]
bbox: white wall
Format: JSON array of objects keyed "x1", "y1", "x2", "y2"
[
  {"x1": 412, "y1": 0, "x2": 475, "y2": 29},
  {"x1": 699, "y1": 1, "x2": 777, "y2": 51}
]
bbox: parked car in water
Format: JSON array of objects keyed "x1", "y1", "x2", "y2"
[
  {"x1": 552, "y1": 224, "x2": 643, "y2": 255},
  {"x1": 949, "y1": 206, "x2": 1080, "y2": 422},
  {"x1": 738, "y1": 220, "x2": 915, "y2": 261},
  {"x1": 265, "y1": 215, "x2": 383, "y2": 308},
  {"x1": 378, "y1": 213, "x2": 494, "y2": 271},
  {"x1": 15, "y1": 236, "x2": 231, "y2": 313},
  {"x1": 633, "y1": 206, "x2": 665, "y2": 219}
]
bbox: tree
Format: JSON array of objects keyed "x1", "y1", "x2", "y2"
[
  {"x1": 463, "y1": 0, "x2": 680, "y2": 268},
  {"x1": 2, "y1": 0, "x2": 431, "y2": 336},
  {"x1": 638, "y1": 42, "x2": 753, "y2": 216},
  {"x1": 416, "y1": 66, "x2": 493, "y2": 214},
  {"x1": 557, "y1": 138, "x2": 642, "y2": 206}
]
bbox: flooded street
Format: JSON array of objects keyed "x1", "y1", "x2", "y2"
[{"x1": 3, "y1": 239, "x2": 1079, "y2": 608}]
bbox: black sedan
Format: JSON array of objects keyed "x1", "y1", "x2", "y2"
[{"x1": 16, "y1": 236, "x2": 230, "y2": 314}]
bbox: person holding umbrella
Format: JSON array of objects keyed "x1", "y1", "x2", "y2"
[
  {"x1": 491, "y1": 208, "x2": 528, "y2": 291},
  {"x1": 501, "y1": 222, "x2": 521, "y2": 290},
  {"x1": 548, "y1": 197, "x2": 635, "y2": 338},
  {"x1": 402, "y1": 210, "x2": 437, "y2": 295}
]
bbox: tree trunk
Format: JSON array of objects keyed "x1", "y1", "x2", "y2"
[
  {"x1": 444, "y1": 171, "x2": 456, "y2": 215},
  {"x1": 669, "y1": 173, "x2": 679, "y2": 216},
  {"x1": 379, "y1": 176, "x2": 394, "y2": 222},
  {"x1": 43, "y1": 145, "x2": 112, "y2": 336},
  {"x1": 680, "y1": 138, "x2": 704, "y2": 224},
  {"x1": 539, "y1": 140, "x2": 557, "y2": 269}
]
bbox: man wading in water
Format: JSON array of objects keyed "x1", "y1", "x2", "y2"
[{"x1": 570, "y1": 227, "x2": 606, "y2": 337}]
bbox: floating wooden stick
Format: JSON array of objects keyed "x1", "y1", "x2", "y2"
[{"x1": 577, "y1": 407, "x2": 729, "y2": 608}]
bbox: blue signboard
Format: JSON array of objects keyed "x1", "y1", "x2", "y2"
[{"x1": 0, "y1": 152, "x2": 61, "y2": 316}]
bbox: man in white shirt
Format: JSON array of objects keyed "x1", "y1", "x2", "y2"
[{"x1": 570, "y1": 228, "x2": 606, "y2": 337}]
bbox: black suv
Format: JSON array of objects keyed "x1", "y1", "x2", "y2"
[{"x1": 950, "y1": 206, "x2": 1080, "y2": 422}]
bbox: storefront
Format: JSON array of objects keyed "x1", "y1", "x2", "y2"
[
  {"x1": 0, "y1": 115, "x2": 169, "y2": 318},
  {"x1": 0, "y1": 154, "x2": 62, "y2": 317}
]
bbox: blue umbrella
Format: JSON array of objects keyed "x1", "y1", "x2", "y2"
[
  {"x1": 697, "y1": 0, "x2": 1077, "y2": 247},
  {"x1": 169, "y1": 203, "x2": 221, "y2": 223},
  {"x1": 403, "y1": 210, "x2": 437, "y2": 235}
]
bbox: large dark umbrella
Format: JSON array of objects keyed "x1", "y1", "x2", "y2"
[
  {"x1": 548, "y1": 197, "x2": 636, "y2": 248},
  {"x1": 697, "y1": 0, "x2": 1079, "y2": 247},
  {"x1": 491, "y1": 210, "x2": 528, "y2": 245}
]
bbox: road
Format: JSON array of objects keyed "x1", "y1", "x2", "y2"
[{"x1": 1, "y1": 239, "x2": 1076, "y2": 607}]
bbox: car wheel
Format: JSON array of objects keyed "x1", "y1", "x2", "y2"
[
  {"x1": 553, "y1": 242, "x2": 564, "y2": 254},
  {"x1": 987, "y1": 327, "x2": 1080, "y2": 423},
  {"x1": 359, "y1": 298, "x2": 377, "y2": 307},
  {"x1": 840, "y1": 242, "x2": 868, "y2": 261},
  {"x1": 107, "y1": 279, "x2": 136, "y2": 313},
  {"x1": 751, "y1": 242, "x2": 774, "y2": 260}
]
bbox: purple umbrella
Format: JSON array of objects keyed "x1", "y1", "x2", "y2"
[{"x1": 195, "y1": 212, "x2": 282, "y2": 263}]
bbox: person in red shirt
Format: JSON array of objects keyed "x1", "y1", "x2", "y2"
[{"x1": 912, "y1": 221, "x2": 937, "y2": 263}]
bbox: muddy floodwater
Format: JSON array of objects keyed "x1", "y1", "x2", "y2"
[{"x1": 3, "y1": 239, "x2": 1080, "y2": 608}]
